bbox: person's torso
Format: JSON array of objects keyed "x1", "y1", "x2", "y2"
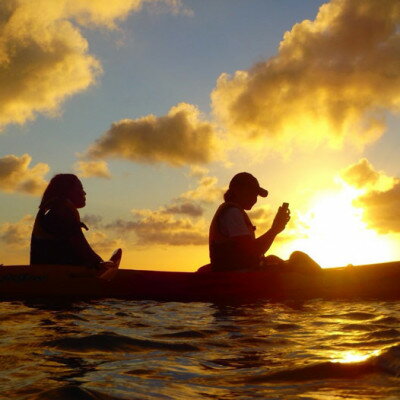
[
  {"x1": 209, "y1": 202, "x2": 256, "y2": 271},
  {"x1": 30, "y1": 198, "x2": 84, "y2": 266}
]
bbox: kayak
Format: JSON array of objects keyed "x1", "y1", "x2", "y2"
[{"x1": 0, "y1": 261, "x2": 400, "y2": 302}]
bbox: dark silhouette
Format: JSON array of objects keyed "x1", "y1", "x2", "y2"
[
  {"x1": 30, "y1": 174, "x2": 115, "y2": 270},
  {"x1": 208, "y1": 172, "x2": 320, "y2": 272}
]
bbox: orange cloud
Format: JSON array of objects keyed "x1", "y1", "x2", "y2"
[
  {"x1": 0, "y1": 0, "x2": 190, "y2": 129},
  {"x1": 163, "y1": 201, "x2": 204, "y2": 217},
  {"x1": 179, "y1": 175, "x2": 225, "y2": 204},
  {"x1": 340, "y1": 158, "x2": 380, "y2": 189},
  {"x1": 0, "y1": 214, "x2": 34, "y2": 248},
  {"x1": 189, "y1": 165, "x2": 209, "y2": 178},
  {"x1": 86, "y1": 103, "x2": 219, "y2": 166},
  {"x1": 0, "y1": 154, "x2": 49, "y2": 195},
  {"x1": 340, "y1": 158, "x2": 395, "y2": 190},
  {"x1": 340, "y1": 158, "x2": 400, "y2": 233},
  {"x1": 74, "y1": 160, "x2": 111, "y2": 179},
  {"x1": 86, "y1": 230, "x2": 124, "y2": 255},
  {"x1": 211, "y1": 0, "x2": 400, "y2": 150},
  {"x1": 248, "y1": 206, "x2": 274, "y2": 232},
  {"x1": 247, "y1": 205, "x2": 296, "y2": 245},
  {"x1": 355, "y1": 181, "x2": 400, "y2": 234},
  {"x1": 108, "y1": 208, "x2": 208, "y2": 246}
]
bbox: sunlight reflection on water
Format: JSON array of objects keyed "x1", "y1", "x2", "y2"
[
  {"x1": 0, "y1": 299, "x2": 399, "y2": 399},
  {"x1": 332, "y1": 349, "x2": 382, "y2": 364}
]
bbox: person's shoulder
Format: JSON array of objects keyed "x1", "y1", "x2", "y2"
[
  {"x1": 218, "y1": 202, "x2": 244, "y2": 218},
  {"x1": 217, "y1": 201, "x2": 241, "y2": 213},
  {"x1": 219, "y1": 205, "x2": 247, "y2": 228},
  {"x1": 222, "y1": 207, "x2": 244, "y2": 220},
  {"x1": 219, "y1": 205, "x2": 251, "y2": 237}
]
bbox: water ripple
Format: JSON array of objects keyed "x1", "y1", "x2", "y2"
[{"x1": 0, "y1": 299, "x2": 399, "y2": 400}]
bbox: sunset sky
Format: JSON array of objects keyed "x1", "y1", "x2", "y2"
[{"x1": 1, "y1": 0, "x2": 400, "y2": 270}]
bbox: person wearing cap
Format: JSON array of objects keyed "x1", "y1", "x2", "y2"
[{"x1": 208, "y1": 172, "x2": 291, "y2": 271}]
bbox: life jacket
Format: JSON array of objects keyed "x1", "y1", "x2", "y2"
[{"x1": 209, "y1": 202, "x2": 258, "y2": 271}]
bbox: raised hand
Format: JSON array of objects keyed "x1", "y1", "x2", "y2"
[{"x1": 271, "y1": 204, "x2": 291, "y2": 234}]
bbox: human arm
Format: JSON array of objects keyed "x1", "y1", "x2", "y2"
[
  {"x1": 253, "y1": 204, "x2": 290, "y2": 257},
  {"x1": 228, "y1": 205, "x2": 290, "y2": 261},
  {"x1": 69, "y1": 229, "x2": 103, "y2": 268},
  {"x1": 45, "y1": 201, "x2": 103, "y2": 268}
]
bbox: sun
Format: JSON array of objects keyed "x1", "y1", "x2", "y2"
[{"x1": 285, "y1": 186, "x2": 396, "y2": 268}]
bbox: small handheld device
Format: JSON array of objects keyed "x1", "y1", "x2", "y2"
[{"x1": 282, "y1": 202, "x2": 289, "y2": 210}]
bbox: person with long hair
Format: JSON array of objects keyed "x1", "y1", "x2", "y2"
[{"x1": 30, "y1": 174, "x2": 111, "y2": 269}]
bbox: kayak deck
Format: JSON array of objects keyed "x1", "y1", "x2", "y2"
[{"x1": 0, "y1": 261, "x2": 400, "y2": 302}]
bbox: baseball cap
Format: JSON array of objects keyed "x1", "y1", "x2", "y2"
[{"x1": 229, "y1": 172, "x2": 268, "y2": 197}]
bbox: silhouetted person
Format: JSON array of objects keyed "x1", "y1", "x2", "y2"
[
  {"x1": 30, "y1": 174, "x2": 110, "y2": 269},
  {"x1": 209, "y1": 172, "x2": 320, "y2": 272}
]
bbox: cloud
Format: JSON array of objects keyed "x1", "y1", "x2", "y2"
[
  {"x1": 189, "y1": 165, "x2": 209, "y2": 178},
  {"x1": 142, "y1": 0, "x2": 193, "y2": 17},
  {"x1": 107, "y1": 208, "x2": 208, "y2": 246},
  {"x1": 0, "y1": 0, "x2": 100, "y2": 128},
  {"x1": 163, "y1": 201, "x2": 204, "y2": 217},
  {"x1": 86, "y1": 230, "x2": 124, "y2": 255},
  {"x1": 0, "y1": 0, "x2": 190, "y2": 129},
  {"x1": 355, "y1": 180, "x2": 400, "y2": 234},
  {"x1": 340, "y1": 158, "x2": 395, "y2": 190},
  {"x1": 0, "y1": 154, "x2": 49, "y2": 195},
  {"x1": 248, "y1": 205, "x2": 300, "y2": 245},
  {"x1": 339, "y1": 158, "x2": 400, "y2": 233},
  {"x1": 81, "y1": 214, "x2": 104, "y2": 229},
  {"x1": 340, "y1": 158, "x2": 380, "y2": 189},
  {"x1": 248, "y1": 206, "x2": 274, "y2": 231},
  {"x1": 179, "y1": 175, "x2": 225, "y2": 204},
  {"x1": 0, "y1": 214, "x2": 34, "y2": 248},
  {"x1": 86, "y1": 103, "x2": 219, "y2": 166},
  {"x1": 74, "y1": 160, "x2": 111, "y2": 178},
  {"x1": 211, "y1": 0, "x2": 400, "y2": 150}
]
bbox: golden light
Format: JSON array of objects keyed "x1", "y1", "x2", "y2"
[
  {"x1": 286, "y1": 186, "x2": 396, "y2": 268},
  {"x1": 332, "y1": 349, "x2": 381, "y2": 364}
]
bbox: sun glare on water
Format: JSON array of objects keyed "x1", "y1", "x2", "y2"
[
  {"x1": 287, "y1": 187, "x2": 396, "y2": 268},
  {"x1": 332, "y1": 349, "x2": 381, "y2": 364}
]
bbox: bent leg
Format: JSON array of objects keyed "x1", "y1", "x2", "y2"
[{"x1": 287, "y1": 251, "x2": 321, "y2": 274}]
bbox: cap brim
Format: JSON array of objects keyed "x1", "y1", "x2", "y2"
[{"x1": 258, "y1": 187, "x2": 268, "y2": 197}]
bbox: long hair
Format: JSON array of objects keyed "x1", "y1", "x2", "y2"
[
  {"x1": 223, "y1": 188, "x2": 236, "y2": 202},
  {"x1": 39, "y1": 174, "x2": 81, "y2": 210}
]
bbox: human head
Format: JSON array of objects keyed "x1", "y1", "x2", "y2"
[
  {"x1": 224, "y1": 172, "x2": 268, "y2": 209},
  {"x1": 39, "y1": 174, "x2": 86, "y2": 209}
]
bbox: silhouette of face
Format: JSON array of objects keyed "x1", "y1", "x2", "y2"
[
  {"x1": 241, "y1": 188, "x2": 258, "y2": 210},
  {"x1": 69, "y1": 181, "x2": 86, "y2": 208},
  {"x1": 233, "y1": 186, "x2": 258, "y2": 210}
]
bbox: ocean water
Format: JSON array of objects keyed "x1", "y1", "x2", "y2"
[{"x1": 1, "y1": 299, "x2": 400, "y2": 400}]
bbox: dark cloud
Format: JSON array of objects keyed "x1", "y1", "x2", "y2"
[{"x1": 81, "y1": 214, "x2": 104, "y2": 229}]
